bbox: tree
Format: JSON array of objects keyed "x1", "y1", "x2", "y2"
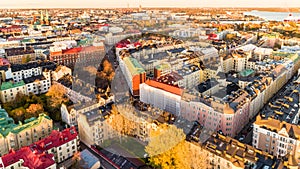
[
  {"x1": 46, "y1": 84, "x2": 69, "y2": 107},
  {"x1": 9, "y1": 107, "x2": 26, "y2": 122},
  {"x1": 25, "y1": 104, "x2": 44, "y2": 119},
  {"x1": 146, "y1": 125, "x2": 208, "y2": 169},
  {"x1": 108, "y1": 104, "x2": 138, "y2": 136},
  {"x1": 71, "y1": 151, "x2": 84, "y2": 169}
]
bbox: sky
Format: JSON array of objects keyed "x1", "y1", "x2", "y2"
[{"x1": 0, "y1": 0, "x2": 300, "y2": 8}]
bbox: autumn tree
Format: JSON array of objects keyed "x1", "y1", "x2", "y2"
[
  {"x1": 45, "y1": 84, "x2": 69, "y2": 121},
  {"x1": 71, "y1": 151, "x2": 84, "y2": 169},
  {"x1": 46, "y1": 84, "x2": 69, "y2": 107},
  {"x1": 146, "y1": 125, "x2": 208, "y2": 169},
  {"x1": 25, "y1": 104, "x2": 44, "y2": 119},
  {"x1": 108, "y1": 104, "x2": 138, "y2": 136},
  {"x1": 9, "y1": 107, "x2": 26, "y2": 122}
]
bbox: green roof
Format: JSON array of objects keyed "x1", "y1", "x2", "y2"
[
  {"x1": 124, "y1": 57, "x2": 146, "y2": 76},
  {"x1": 155, "y1": 63, "x2": 171, "y2": 71},
  {"x1": 11, "y1": 113, "x2": 51, "y2": 134},
  {"x1": 272, "y1": 51, "x2": 295, "y2": 57},
  {"x1": 1, "y1": 81, "x2": 25, "y2": 90},
  {"x1": 0, "y1": 109, "x2": 17, "y2": 138},
  {"x1": 239, "y1": 69, "x2": 255, "y2": 77},
  {"x1": 272, "y1": 52, "x2": 299, "y2": 63},
  {"x1": 0, "y1": 111, "x2": 52, "y2": 138}
]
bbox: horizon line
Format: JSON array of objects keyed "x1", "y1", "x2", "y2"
[{"x1": 0, "y1": 6, "x2": 300, "y2": 9}]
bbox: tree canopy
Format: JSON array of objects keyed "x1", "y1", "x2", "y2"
[{"x1": 146, "y1": 124, "x2": 208, "y2": 169}]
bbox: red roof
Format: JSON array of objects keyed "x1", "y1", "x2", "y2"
[
  {"x1": 61, "y1": 46, "x2": 102, "y2": 54},
  {"x1": 62, "y1": 47, "x2": 83, "y2": 54},
  {"x1": 145, "y1": 79, "x2": 183, "y2": 96},
  {"x1": 1, "y1": 147, "x2": 55, "y2": 169},
  {"x1": 134, "y1": 42, "x2": 142, "y2": 47},
  {"x1": 30, "y1": 126, "x2": 78, "y2": 152},
  {"x1": 0, "y1": 58, "x2": 10, "y2": 66}
]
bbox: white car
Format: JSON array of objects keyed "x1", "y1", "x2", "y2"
[{"x1": 238, "y1": 135, "x2": 245, "y2": 141}]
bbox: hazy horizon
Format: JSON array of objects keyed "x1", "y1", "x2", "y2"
[{"x1": 0, "y1": 0, "x2": 300, "y2": 9}]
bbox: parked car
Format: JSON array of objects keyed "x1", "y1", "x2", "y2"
[{"x1": 238, "y1": 135, "x2": 245, "y2": 141}]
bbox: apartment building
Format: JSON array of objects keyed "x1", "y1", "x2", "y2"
[
  {"x1": 77, "y1": 108, "x2": 116, "y2": 146},
  {"x1": 0, "y1": 61, "x2": 56, "y2": 103},
  {"x1": 0, "y1": 110, "x2": 53, "y2": 156},
  {"x1": 105, "y1": 32, "x2": 141, "y2": 45},
  {"x1": 253, "y1": 116, "x2": 300, "y2": 162},
  {"x1": 140, "y1": 76, "x2": 183, "y2": 116},
  {"x1": 30, "y1": 126, "x2": 79, "y2": 163},
  {"x1": 252, "y1": 81, "x2": 300, "y2": 162},
  {"x1": 0, "y1": 147, "x2": 56, "y2": 169},
  {"x1": 119, "y1": 57, "x2": 146, "y2": 96},
  {"x1": 177, "y1": 65, "x2": 201, "y2": 89},
  {"x1": 186, "y1": 124, "x2": 297, "y2": 169},
  {"x1": 61, "y1": 100, "x2": 106, "y2": 126},
  {"x1": 49, "y1": 45, "x2": 104, "y2": 67},
  {"x1": 51, "y1": 65, "x2": 72, "y2": 81},
  {"x1": 4, "y1": 46, "x2": 36, "y2": 64}
]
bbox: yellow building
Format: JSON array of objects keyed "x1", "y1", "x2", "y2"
[{"x1": 0, "y1": 110, "x2": 53, "y2": 156}]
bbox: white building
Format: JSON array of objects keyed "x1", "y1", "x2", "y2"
[
  {"x1": 61, "y1": 100, "x2": 105, "y2": 126},
  {"x1": 140, "y1": 82, "x2": 182, "y2": 116},
  {"x1": 32, "y1": 126, "x2": 79, "y2": 163}
]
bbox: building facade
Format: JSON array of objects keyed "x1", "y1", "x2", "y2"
[{"x1": 0, "y1": 110, "x2": 53, "y2": 156}]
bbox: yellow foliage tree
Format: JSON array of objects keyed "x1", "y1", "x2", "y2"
[
  {"x1": 108, "y1": 104, "x2": 138, "y2": 136},
  {"x1": 146, "y1": 125, "x2": 208, "y2": 169},
  {"x1": 25, "y1": 104, "x2": 44, "y2": 119},
  {"x1": 46, "y1": 84, "x2": 68, "y2": 107}
]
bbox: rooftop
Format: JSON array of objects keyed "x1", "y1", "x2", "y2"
[
  {"x1": 30, "y1": 126, "x2": 78, "y2": 152},
  {"x1": 0, "y1": 80, "x2": 25, "y2": 90},
  {"x1": 260, "y1": 83, "x2": 300, "y2": 124},
  {"x1": 123, "y1": 57, "x2": 146, "y2": 76},
  {"x1": 0, "y1": 147, "x2": 55, "y2": 169},
  {"x1": 254, "y1": 115, "x2": 300, "y2": 140},
  {"x1": 239, "y1": 69, "x2": 255, "y2": 77},
  {"x1": 11, "y1": 60, "x2": 56, "y2": 72},
  {"x1": 188, "y1": 123, "x2": 282, "y2": 169},
  {"x1": 23, "y1": 75, "x2": 46, "y2": 84},
  {"x1": 80, "y1": 149, "x2": 100, "y2": 169},
  {"x1": 197, "y1": 78, "x2": 219, "y2": 93},
  {"x1": 5, "y1": 46, "x2": 35, "y2": 56}
]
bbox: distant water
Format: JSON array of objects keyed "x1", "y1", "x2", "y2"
[{"x1": 244, "y1": 10, "x2": 300, "y2": 21}]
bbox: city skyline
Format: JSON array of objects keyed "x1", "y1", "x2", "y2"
[{"x1": 1, "y1": 0, "x2": 300, "y2": 9}]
